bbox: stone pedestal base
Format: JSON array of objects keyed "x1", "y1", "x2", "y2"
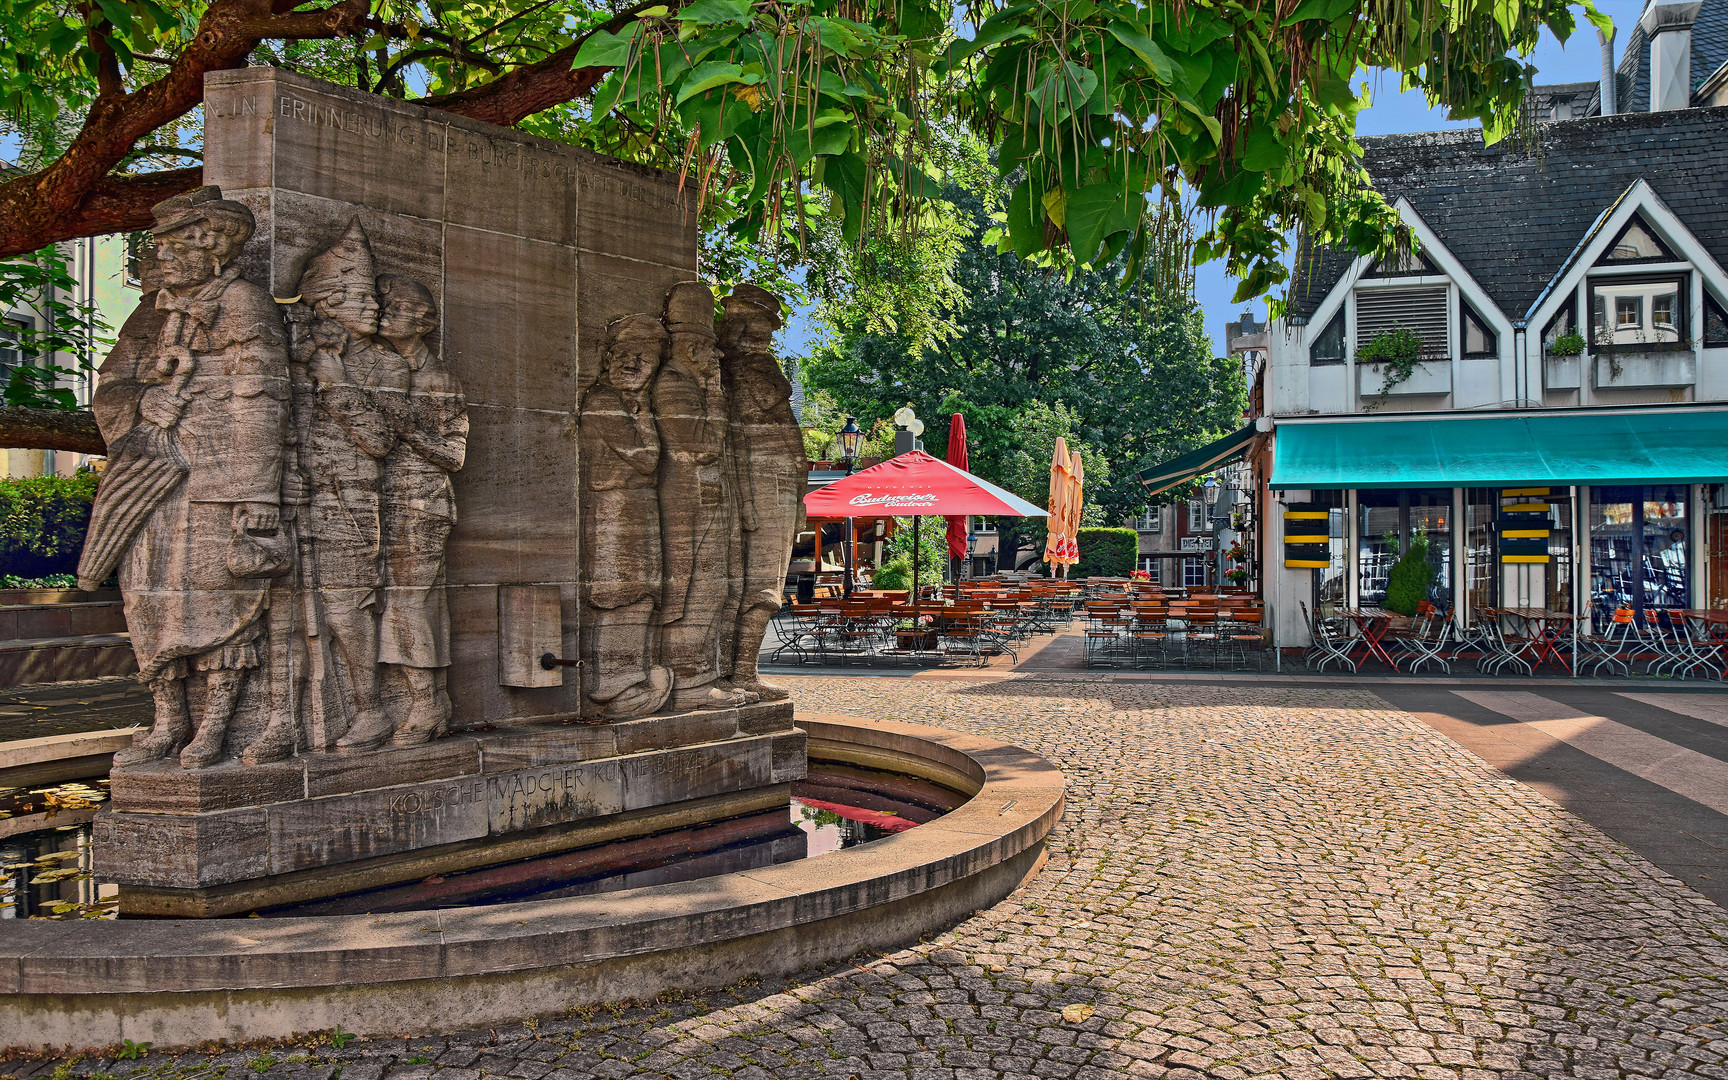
[{"x1": 94, "y1": 701, "x2": 805, "y2": 917}]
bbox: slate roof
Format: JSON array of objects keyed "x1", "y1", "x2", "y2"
[
  {"x1": 1618, "y1": 0, "x2": 1728, "y2": 111},
  {"x1": 1286, "y1": 104, "x2": 1728, "y2": 322}
]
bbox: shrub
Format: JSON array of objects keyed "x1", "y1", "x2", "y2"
[
  {"x1": 1383, "y1": 534, "x2": 1438, "y2": 616},
  {"x1": 1072, "y1": 527, "x2": 1138, "y2": 578},
  {"x1": 0, "y1": 469, "x2": 100, "y2": 581}
]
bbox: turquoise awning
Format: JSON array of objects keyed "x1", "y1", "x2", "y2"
[
  {"x1": 1270, "y1": 407, "x2": 1728, "y2": 489},
  {"x1": 1138, "y1": 423, "x2": 1259, "y2": 495}
]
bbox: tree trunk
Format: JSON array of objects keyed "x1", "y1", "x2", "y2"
[{"x1": 0, "y1": 407, "x2": 106, "y2": 455}]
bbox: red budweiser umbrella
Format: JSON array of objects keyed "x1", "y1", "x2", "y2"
[
  {"x1": 805, "y1": 450, "x2": 1045, "y2": 612},
  {"x1": 944, "y1": 414, "x2": 970, "y2": 565}
]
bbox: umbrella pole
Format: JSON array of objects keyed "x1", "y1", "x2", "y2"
[
  {"x1": 845, "y1": 516, "x2": 854, "y2": 598},
  {"x1": 912, "y1": 515, "x2": 921, "y2": 617}
]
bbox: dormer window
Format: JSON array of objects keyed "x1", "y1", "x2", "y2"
[
  {"x1": 1461, "y1": 299, "x2": 1497, "y2": 357},
  {"x1": 1309, "y1": 310, "x2": 1346, "y2": 365},
  {"x1": 1601, "y1": 216, "x2": 1673, "y2": 262},
  {"x1": 1591, "y1": 276, "x2": 1686, "y2": 346},
  {"x1": 1367, "y1": 250, "x2": 1436, "y2": 276},
  {"x1": 1706, "y1": 292, "x2": 1728, "y2": 347}
]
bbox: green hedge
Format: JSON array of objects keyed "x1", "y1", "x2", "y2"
[
  {"x1": 0, "y1": 470, "x2": 100, "y2": 581},
  {"x1": 1071, "y1": 527, "x2": 1138, "y2": 578}
]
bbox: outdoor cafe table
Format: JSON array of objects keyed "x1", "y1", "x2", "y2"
[
  {"x1": 1337, "y1": 607, "x2": 1399, "y2": 668},
  {"x1": 1681, "y1": 610, "x2": 1728, "y2": 677},
  {"x1": 1497, "y1": 607, "x2": 1585, "y2": 673}
]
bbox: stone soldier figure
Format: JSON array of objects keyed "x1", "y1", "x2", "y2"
[
  {"x1": 581, "y1": 314, "x2": 674, "y2": 719},
  {"x1": 718, "y1": 284, "x2": 806, "y2": 701},
  {"x1": 77, "y1": 187, "x2": 291, "y2": 769},
  {"x1": 296, "y1": 219, "x2": 412, "y2": 753},
  {"x1": 376, "y1": 274, "x2": 468, "y2": 746},
  {"x1": 655, "y1": 282, "x2": 748, "y2": 711}
]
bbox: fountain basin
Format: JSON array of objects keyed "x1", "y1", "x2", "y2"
[{"x1": 0, "y1": 714, "x2": 1063, "y2": 1051}]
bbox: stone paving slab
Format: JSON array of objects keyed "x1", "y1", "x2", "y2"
[{"x1": 4, "y1": 673, "x2": 1727, "y2": 1079}]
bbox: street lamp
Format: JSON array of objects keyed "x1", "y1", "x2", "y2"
[
  {"x1": 1203, "y1": 477, "x2": 1222, "y2": 587},
  {"x1": 836, "y1": 416, "x2": 863, "y2": 466},
  {"x1": 837, "y1": 416, "x2": 862, "y2": 596}
]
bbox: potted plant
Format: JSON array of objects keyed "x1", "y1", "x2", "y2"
[
  {"x1": 1225, "y1": 567, "x2": 1250, "y2": 586},
  {"x1": 1548, "y1": 330, "x2": 1585, "y2": 357},
  {"x1": 1357, "y1": 327, "x2": 1424, "y2": 396}
]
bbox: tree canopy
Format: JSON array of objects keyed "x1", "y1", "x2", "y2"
[
  {"x1": 802, "y1": 183, "x2": 1244, "y2": 568},
  {"x1": 2, "y1": 0, "x2": 1604, "y2": 288}
]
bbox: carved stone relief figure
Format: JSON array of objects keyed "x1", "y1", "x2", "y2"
[
  {"x1": 296, "y1": 219, "x2": 415, "y2": 753},
  {"x1": 718, "y1": 284, "x2": 806, "y2": 702},
  {"x1": 580, "y1": 314, "x2": 675, "y2": 718},
  {"x1": 77, "y1": 187, "x2": 291, "y2": 768},
  {"x1": 376, "y1": 274, "x2": 468, "y2": 746},
  {"x1": 655, "y1": 282, "x2": 748, "y2": 711}
]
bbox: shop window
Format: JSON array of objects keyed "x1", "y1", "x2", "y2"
[
  {"x1": 1600, "y1": 216, "x2": 1673, "y2": 262},
  {"x1": 1590, "y1": 486, "x2": 1689, "y2": 626},
  {"x1": 1461, "y1": 299, "x2": 1496, "y2": 357},
  {"x1": 1704, "y1": 291, "x2": 1728, "y2": 347},
  {"x1": 1354, "y1": 285, "x2": 1448, "y2": 360},
  {"x1": 1591, "y1": 277, "x2": 1685, "y2": 347},
  {"x1": 1182, "y1": 557, "x2": 1208, "y2": 589},
  {"x1": 1356, "y1": 489, "x2": 1452, "y2": 610},
  {"x1": 1309, "y1": 310, "x2": 1346, "y2": 366}
]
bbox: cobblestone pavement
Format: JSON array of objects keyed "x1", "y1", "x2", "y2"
[{"x1": 6, "y1": 674, "x2": 1728, "y2": 1080}]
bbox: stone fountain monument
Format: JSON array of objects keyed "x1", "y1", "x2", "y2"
[{"x1": 80, "y1": 68, "x2": 809, "y2": 916}]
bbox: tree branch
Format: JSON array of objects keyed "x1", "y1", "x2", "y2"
[
  {"x1": 0, "y1": 0, "x2": 369, "y2": 259},
  {"x1": 0, "y1": 407, "x2": 106, "y2": 455}
]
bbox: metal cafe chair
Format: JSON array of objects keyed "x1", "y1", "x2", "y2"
[
  {"x1": 1473, "y1": 608, "x2": 1533, "y2": 676},
  {"x1": 1301, "y1": 601, "x2": 1358, "y2": 673},
  {"x1": 1577, "y1": 608, "x2": 1637, "y2": 677},
  {"x1": 1395, "y1": 612, "x2": 1452, "y2": 675}
]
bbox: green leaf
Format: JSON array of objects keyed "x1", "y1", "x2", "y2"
[
  {"x1": 571, "y1": 26, "x2": 637, "y2": 69},
  {"x1": 1240, "y1": 125, "x2": 1286, "y2": 172},
  {"x1": 1063, "y1": 182, "x2": 1138, "y2": 265},
  {"x1": 1104, "y1": 22, "x2": 1174, "y2": 84},
  {"x1": 676, "y1": 0, "x2": 754, "y2": 25},
  {"x1": 676, "y1": 60, "x2": 748, "y2": 103}
]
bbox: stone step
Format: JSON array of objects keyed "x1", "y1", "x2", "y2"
[
  {"x1": 0, "y1": 632, "x2": 137, "y2": 689},
  {"x1": 0, "y1": 600, "x2": 128, "y2": 642}
]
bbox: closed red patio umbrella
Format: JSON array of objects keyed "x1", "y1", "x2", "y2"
[{"x1": 945, "y1": 413, "x2": 970, "y2": 572}]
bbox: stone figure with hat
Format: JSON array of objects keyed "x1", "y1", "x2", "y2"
[
  {"x1": 77, "y1": 186, "x2": 292, "y2": 769},
  {"x1": 294, "y1": 218, "x2": 414, "y2": 752},
  {"x1": 654, "y1": 282, "x2": 749, "y2": 711},
  {"x1": 580, "y1": 313, "x2": 675, "y2": 718},
  {"x1": 718, "y1": 283, "x2": 806, "y2": 702}
]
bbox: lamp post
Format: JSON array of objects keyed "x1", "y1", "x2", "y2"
[
  {"x1": 892, "y1": 405, "x2": 926, "y2": 608},
  {"x1": 1204, "y1": 477, "x2": 1222, "y2": 588},
  {"x1": 837, "y1": 417, "x2": 862, "y2": 596}
]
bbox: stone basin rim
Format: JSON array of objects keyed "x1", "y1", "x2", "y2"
[{"x1": 0, "y1": 713, "x2": 1064, "y2": 999}]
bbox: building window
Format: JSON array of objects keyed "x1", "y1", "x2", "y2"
[
  {"x1": 1182, "y1": 557, "x2": 1208, "y2": 589},
  {"x1": 1138, "y1": 508, "x2": 1161, "y2": 532},
  {"x1": 124, "y1": 232, "x2": 153, "y2": 289},
  {"x1": 1706, "y1": 292, "x2": 1728, "y2": 347},
  {"x1": 1309, "y1": 310, "x2": 1346, "y2": 366},
  {"x1": 1137, "y1": 556, "x2": 1161, "y2": 583},
  {"x1": 1187, "y1": 499, "x2": 1205, "y2": 532},
  {"x1": 1461, "y1": 299, "x2": 1496, "y2": 357},
  {"x1": 1366, "y1": 250, "x2": 1435, "y2": 276},
  {"x1": 1592, "y1": 277, "x2": 1685, "y2": 347},
  {"x1": 1354, "y1": 285, "x2": 1448, "y2": 360},
  {"x1": 1602, "y1": 216, "x2": 1672, "y2": 262},
  {"x1": 0, "y1": 316, "x2": 30, "y2": 375},
  {"x1": 1541, "y1": 299, "x2": 1579, "y2": 353}
]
